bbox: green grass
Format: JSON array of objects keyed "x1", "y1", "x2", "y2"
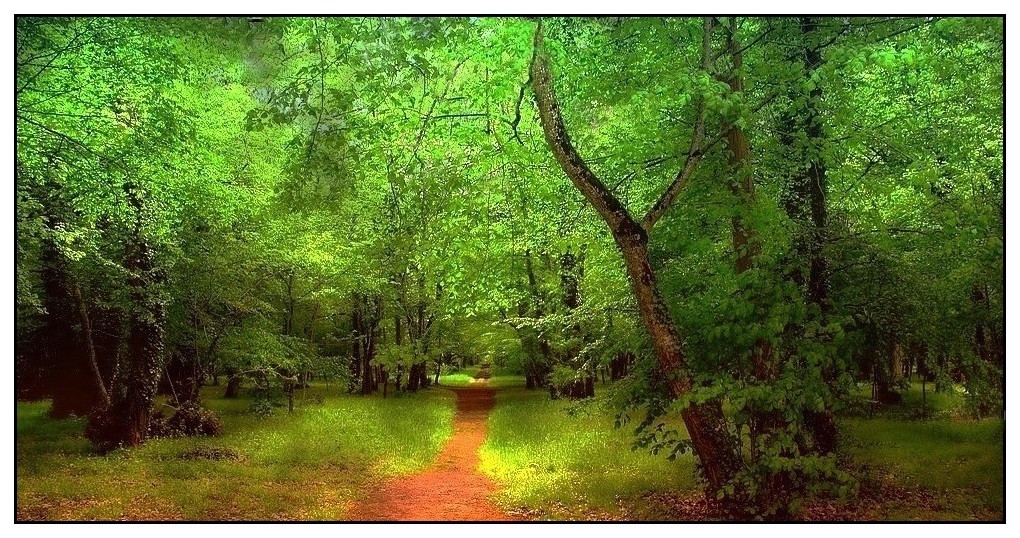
[
  {"x1": 478, "y1": 384, "x2": 1003, "y2": 521},
  {"x1": 849, "y1": 380, "x2": 970, "y2": 418},
  {"x1": 17, "y1": 377, "x2": 1003, "y2": 521},
  {"x1": 17, "y1": 383, "x2": 455, "y2": 521},
  {"x1": 843, "y1": 416, "x2": 1004, "y2": 520},
  {"x1": 438, "y1": 365, "x2": 526, "y2": 389},
  {"x1": 479, "y1": 387, "x2": 699, "y2": 520}
]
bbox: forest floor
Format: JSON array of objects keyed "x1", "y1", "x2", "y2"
[
  {"x1": 479, "y1": 382, "x2": 1004, "y2": 521},
  {"x1": 16, "y1": 384, "x2": 457, "y2": 521},
  {"x1": 349, "y1": 386, "x2": 514, "y2": 521},
  {"x1": 16, "y1": 374, "x2": 1003, "y2": 521}
]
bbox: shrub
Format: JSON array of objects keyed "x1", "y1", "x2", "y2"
[
  {"x1": 149, "y1": 401, "x2": 223, "y2": 439},
  {"x1": 250, "y1": 398, "x2": 276, "y2": 419}
]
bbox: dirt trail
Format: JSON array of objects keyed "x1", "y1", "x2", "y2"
[{"x1": 348, "y1": 386, "x2": 514, "y2": 521}]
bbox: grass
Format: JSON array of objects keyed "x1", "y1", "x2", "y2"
[
  {"x1": 16, "y1": 383, "x2": 455, "y2": 521},
  {"x1": 848, "y1": 380, "x2": 970, "y2": 419},
  {"x1": 438, "y1": 365, "x2": 526, "y2": 389},
  {"x1": 843, "y1": 417, "x2": 1004, "y2": 520},
  {"x1": 17, "y1": 376, "x2": 1003, "y2": 521},
  {"x1": 840, "y1": 381, "x2": 1004, "y2": 519},
  {"x1": 479, "y1": 386, "x2": 699, "y2": 520},
  {"x1": 478, "y1": 383, "x2": 1004, "y2": 521}
]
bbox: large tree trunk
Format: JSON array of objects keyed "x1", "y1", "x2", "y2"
[
  {"x1": 87, "y1": 233, "x2": 166, "y2": 450},
  {"x1": 418, "y1": 363, "x2": 430, "y2": 389},
  {"x1": 719, "y1": 21, "x2": 797, "y2": 515},
  {"x1": 224, "y1": 374, "x2": 242, "y2": 398},
  {"x1": 719, "y1": 18, "x2": 778, "y2": 415},
  {"x1": 85, "y1": 180, "x2": 166, "y2": 451},
  {"x1": 115, "y1": 241, "x2": 165, "y2": 446},
  {"x1": 406, "y1": 363, "x2": 421, "y2": 392},
  {"x1": 617, "y1": 235, "x2": 742, "y2": 490},
  {"x1": 800, "y1": 16, "x2": 838, "y2": 455}
]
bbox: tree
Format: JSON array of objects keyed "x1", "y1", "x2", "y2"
[{"x1": 530, "y1": 19, "x2": 742, "y2": 495}]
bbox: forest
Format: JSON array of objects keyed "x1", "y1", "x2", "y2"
[{"x1": 14, "y1": 16, "x2": 1004, "y2": 522}]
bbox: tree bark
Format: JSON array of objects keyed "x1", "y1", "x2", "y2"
[
  {"x1": 224, "y1": 374, "x2": 242, "y2": 398},
  {"x1": 718, "y1": 21, "x2": 796, "y2": 514},
  {"x1": 353, "y1": 293, "x2": 382, "y2": 395},
  {"x1": 85, "y1": 180, "x2": 167, "y2": 451},
  {"x1": 88, "y1": 235, "x2": 165, "y2": 449}
]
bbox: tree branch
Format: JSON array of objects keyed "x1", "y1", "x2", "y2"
[
  {"x1": 432, "y1": 113, "x2": 489, "y2": 120},
  {"x1": 642, "y1": 17, "x2": 715, "y2": 232},
  {"x1": 510, "y1": 69, "x2": 534, "y2": 146},
  {"x1": 530, "y1": 22, "x2": 638, "y2": 237}
]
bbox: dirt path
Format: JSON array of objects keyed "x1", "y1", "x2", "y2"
[{"x1": 348, "y1": 386, "x2": 514, "y2": 521}]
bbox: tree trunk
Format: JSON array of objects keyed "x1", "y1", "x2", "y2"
[
  {"x1": 40, "y1": 239, "x2": 105, "y2": 418},
  {"x1": 360, "y1": 353, "x2": 375, "y2": 394},
  {"x1": 406, "y1": 363, "x2": 420, "y2": 392},
  {"x1": 617, "y1": 235, "x2": 742, "y2": 491},
  {"x1": 610, "y1": 352, "x2": 635, "y2": 381},
  {"x1": 71, "y1": 281, "x2": 111, "y2": 408},
  {"x1": 353, "y1": 293, "x2": 381, "y2": 395},
  {"x1": 118, "y1": 241, "x2": 165, "y2": 446},
  {"x1": 224, "y1": 374, "x2": 241, "y2": 398},
  {"x1": 720, "y1": 22, "x2": 788, "y2": 455},
  {"x1": 779, "y1": 16, "x2": 838, "y2": 456},
  {"x1": 87, "y1": 228, "x2": 166, "y2": 450},
  {"x1": 801, "y1": 16, "x2": 838, "y2": 455}
]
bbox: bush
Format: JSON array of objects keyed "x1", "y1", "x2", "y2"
[
  {"x1": 250, "y1": 397, "x2": 276, "y2": 419},
  {"x1": 149, "y1": 401, "x2": 223, "y2": 439}
]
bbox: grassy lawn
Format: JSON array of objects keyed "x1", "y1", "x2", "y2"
[
  {"x1": 479, "y1": 386, "x2": 700, "y2": 520},
  {"x1": 479, "y1": 383, "x2": 1004, "y2": 521},
  {"x1": 16, "y1": 383, "x2": 455, "y2": 521}
]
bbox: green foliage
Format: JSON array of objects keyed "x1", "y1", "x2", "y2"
[{"x1": 15, "y1": 15, "x2": 1002, "y2": 519}]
